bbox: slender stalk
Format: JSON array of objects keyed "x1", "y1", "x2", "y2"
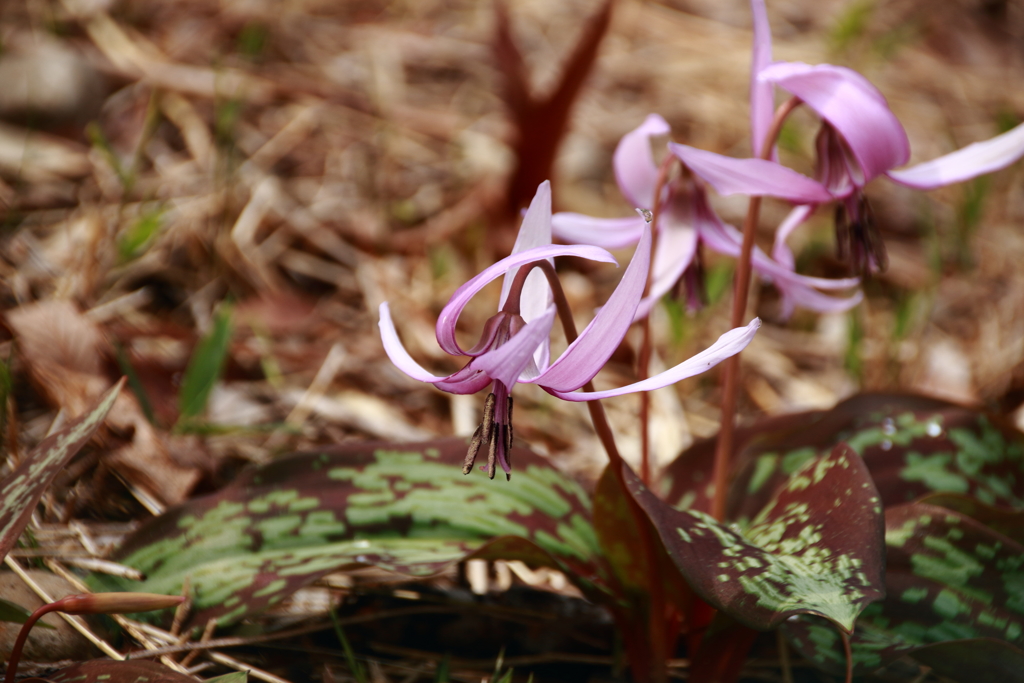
[
  {"x1": 5, "y1": 603, "x2": 57, "y2": 683},
  {"x1": 711, "y1": 97, "x2": 801, "y2": 521},
  {"x1": 504, "y1": 256, "x2": 668, "y2": 683},
  {"x1": 840, "y1": 629, "x2": 853, "y2": 683},
  {"x1": 637, "y1": 155, "x2": 676, "y2": 486}
]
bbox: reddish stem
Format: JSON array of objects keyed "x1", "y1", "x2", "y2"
[
  {"x1": 6, "y1": 603, "x2": 61, "y2": 683},
  {"x1": 710, "y1": 96, "x2": 801, "y2": 521},
  {"x1": 841, "y1": 628, "x2": 853, "y2": 683},
  {"x1": 637, "y1": 155, "x2": 676, "y2": 487},
  {"x1": 504, "y1": 257, "x2": 669, "y2": 682}
]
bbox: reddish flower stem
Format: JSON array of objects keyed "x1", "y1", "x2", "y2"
[
  {"x1": 5, "y1": 602, "x2": 59, "y2": 683},
  {"x1": 841, "y1": 628, "x2": 853, "y2": 683},
  {"x1": 505, "y1": 257, "x2": 669, "y2": 683},
  {"x1": 637, "y1": 154, "x2": 677, "y2": 487},
  {"x1": 711, "y1": 96, "x2": 801, "y2": 521}
]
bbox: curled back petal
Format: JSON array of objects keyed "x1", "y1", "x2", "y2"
[
  {"x1": 670, "y1": 143, "x2": 833, "y2": 203},
  {"x1": 699, "y1": 215, "x2": 859, "y2": 291},
  {"x1": 531, "y1": 226, "x2": 653, "y2": 392},
  {"x1": 614, "y1": 113, "x2": 672, "y2": 208},
  {"x1": 500, "y1": 181, "x2": 554, "y2": 322},
  {"x1": 749, "y1": 0, "x2": 776, "y2": 158},
  {"x1": 886, "y1": 121, "x2": 1024, "y2": 189},
  {"x1": 776, "y1": 281, "x2": 864, "y2": 320},
  {"x1": 436, "y1": 243, "x2": 617, "y2": 356},
  {"x1": 758, "y1": 62, "x2": 910, "y2": 182},
  {"x1": 472, "y1": 306, "x2": 557, "y2": 391},
  {"x1": 772, "y1": 203, "x2": 815, "y2": 270},
  {"x1": 551, "y1": 212, "x2": 648, "y2": 249},
  {"x1": 379, "y1": 303, "x2": 492, "y2": 394},
  {"x1": 548, "y1": 318, "x2": 762, "y2": 401}
]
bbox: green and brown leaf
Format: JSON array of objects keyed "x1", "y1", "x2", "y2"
[
  {"x1": 90, "y1": 438, "x2": 606, "y2": 628},
  {"x1": 628, "y1": 444, "x2": 886, "y2": 633}
]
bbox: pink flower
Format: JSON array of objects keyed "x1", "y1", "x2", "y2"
[
  {"x1": 380, "y1": 182, "x2": 760, "y2": 478},
  {"x1": 552, "y1": 115, "x2": 862, "y2": 319},
  {"x1": 684, "y1": 0, "x2": 1024, "y2": 275}
]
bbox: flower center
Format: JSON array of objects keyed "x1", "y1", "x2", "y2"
[{"x1": 835, "y1": 193, "x2": 887, "y2": 275}]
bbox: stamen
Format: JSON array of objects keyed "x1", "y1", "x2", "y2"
[
  {"x1": 504, "y1": 395, "x2": 514, "y2": 480},
  {"x1": 464, "y1": 393, "x2": 496, "y2": 476},
  {"x1": 487, "y1": 425, "x2": 498, "y2": 480}
]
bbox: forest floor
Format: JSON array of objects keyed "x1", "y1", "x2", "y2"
[{"x1": 1, "y1": 0, "x2": 1023, "y2": 680}]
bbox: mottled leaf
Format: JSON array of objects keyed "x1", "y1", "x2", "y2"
[
  {"x1": 629, "y1": 444, "x2": 885, "y2": 632},
  {"x1": 41, "y1": 659, "x2": 195, "y2": 683},
  {"x1": 0, "y1": 379, "x2": 124, "y2": 560},
  {"x1": 917, "y1": 491, "x2": 1024, "y2": 544},
  {"x1": 910, "y1": 638, "x2": 1024, "y2": 683},
  {"x1": 90, "y1": 438, "x2": 605, "y2": 628},
  {"x1": 724, "y1": 395, "x2": 1024, "y2": 526},
  {"x1": 785, "y1": 502, "x2": 1024, "y2": 678}
]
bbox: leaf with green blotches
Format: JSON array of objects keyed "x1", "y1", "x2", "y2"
[
  {"x1": 722, "y1": 394, "x2": 1024, "y2": 525},
  {"x1": 917, "y1": 492, "x2": 1024, "y2": 544},
  {"x1": 785, "y1": 502, "x2": 1024, "y2": 679},
  {"x1": 0, "y1": 379, "x2": 124, "y2": 561},
  {"x1": 42, "y1": 659, "x2": 195, "y2": 683},
  {"x1": 89, "y1": 438, "x2": 607, "y2": 628},
  {"x1": 177, "y1": 304, "x2": 233, "y2": 424},
  {"x1": 628, "y1": 444, "x2": 885, "y2": 633},
  {"x1": 592, "y1": 464, "x2": 702, "y2": 637}
]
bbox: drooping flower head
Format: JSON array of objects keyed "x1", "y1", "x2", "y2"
[
  {"x1": 380, "y1": 181, "x2": 761, "y2": 479},
  {"x1": 682, "y1": 0, "x2": 1024, "y2": 277},
  {"x1": 552, "y1": 115, "x2": 863, "y2": 320}
]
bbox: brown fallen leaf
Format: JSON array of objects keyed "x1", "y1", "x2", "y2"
[{"x1": 5, "y1": 301, "x2": 203, "y2": 506}]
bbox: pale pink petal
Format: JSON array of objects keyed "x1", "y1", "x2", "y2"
[
  {"x1": 472, "y1": 307, "x2": 556, "y2": 391},
  {"x1": 500, "y1": 181, "x2": 553, "y2": 321},
  {"x1": 776, "y1": 282, "x2": 863, "y2": 320},
  {"x1": 549, "y1": 318, "x2": 762, "y2": 401},
  {"x1": 759, "y1": 62, "x2": 909, "y2": 182},
  {"x1": 436, "y1": 243, "x2": 616, "y2": 356},
  {"x1": 551, "y1": 212, "x2": 647, "y2": 248},
  {"x1": 379, "y1": 303, "x2": 492, "y2": 394},
  {"x1": 886, "y1": 122, "x2": 1024, "y2": 189},
  {"x1": 771, "y1": 204, "x2": 815, "y2": 270},
  {"x1": 750, "y1": 0, "x2": 775, "y2": 158},
  {"x1": 614, "y1": 114, "x2": 672, "y2": 208},
  {"x1": 670, "y1": 143, "x2": 833, "y2": 203},
  {"x1": 530, "y1": 226, "x2": 653, "y2": 392},
  {"x1": 633, "y1": 205, "x2": 698, "y2": 321},
  {"x1": 699, "y1": 217, "x2": 859, "y2": 291}
]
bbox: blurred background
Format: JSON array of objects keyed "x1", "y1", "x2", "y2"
[{"x1": 1, "y1": 0, "x2": 1023, "y2": 511}]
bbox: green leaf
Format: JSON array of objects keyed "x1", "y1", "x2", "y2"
[
  {"x1": 204, "y1": 670, "x2": 249, "y2": 683},
  {"x1": 0, "y1": 597, "x2": 53, "y2": 628},
  {"x1": 629, "y1": 444, "x2": 886, "y2": 633},
  {"x1": 785, "y1": 502, "x2": 1024, "y2": 679},
  {"x1": 117, "y1": 206, "x2": 164, "y2": 263},
  {"x1": 89, "y1": 438, "x2": 606, "y2": 629},
  {"x1": 0, "y1": 379, "x2": 124, "y2": 560},
  {"x1": 177, "y1": 305, "x2": 233, "y2": 424},
  {"x1": 723, "y1": 394, "x2": 1024, "y2": 524}
]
